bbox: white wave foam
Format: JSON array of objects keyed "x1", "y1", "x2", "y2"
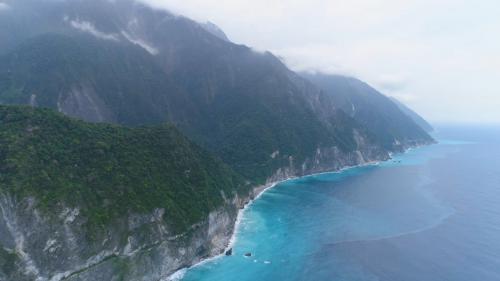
[
  {"x1": 169, "y1": 154, "x2": 416, "y2": 280},
  {"x1": 163, "y1": 268, "x2": 186, "y2": 281}
]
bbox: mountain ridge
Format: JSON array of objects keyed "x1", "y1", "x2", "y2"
[
  {"x1": 0, "y1": 0, "x2": 435, "y2": 280},
  {"x1": 300, "y1": 72, "x2": 434, "y2": 150},
  {"x1": 389, "y1": 96, "x2": 434, "y2": 132}
]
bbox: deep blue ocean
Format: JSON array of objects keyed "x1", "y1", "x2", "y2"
[{"x1": 180, "y1": 126, "x2": 500, "y2": 281}]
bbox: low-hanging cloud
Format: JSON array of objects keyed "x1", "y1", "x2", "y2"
[
  {"x1": 121, "y1": 31, "x2": 159, "y2": 55},
  {"x1": 67, "y1": 18, "x2": 120, "y2": 41},
  {"x1": 133, "y1": 0, "x2": 500, "y2": 123}
]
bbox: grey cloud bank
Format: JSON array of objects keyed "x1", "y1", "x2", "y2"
[{"x1": 139, "y1": 0, "x2": 500, "y2": 124}]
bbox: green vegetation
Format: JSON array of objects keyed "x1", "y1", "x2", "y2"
[
  {"x1": 211, "y1": 101, "x2": 363, "y2": 184},
  {"x1": 0, "y1": 106, "x2": 245, "y2": 234},
  {"x1": 301, "y1": 73, "x2": 434, "y2": 149},
  {"x1": 0, "y1": 34, "x2": 180, "y2": 125},
  {"x1": 0, "y1": 247, "x2": 17, "y2": 276},
  {"x1": 0, "y1": 34, "x2": 366, "y2": 186}
]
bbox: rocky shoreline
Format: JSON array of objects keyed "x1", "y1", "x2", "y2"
[
  {"x1": 165, "y1": 142, "x2": 433, "y2": 280},
  {"x1": 166, "y1": 139, "x2": 436, "y2": 280},
  {"x1": 0, "y1": 141, "x2": 432, "y2": 281}
]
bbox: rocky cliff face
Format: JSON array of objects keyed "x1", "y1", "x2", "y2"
[
  {"x1": 0, "y1": 0, "x2": 433, "y2": 185},
  {"x1": 389, "y1": 97, "x2": 434, "y2": 133},
  {"x1": 0, "y1": 1, "x2": 435, "y2": 280},
  {"x1": 0, "y1": 129, "x2": 389, "y2": 281},
  {"x1": 301, "y1": 72, "x2": 434, "y2": 150},
  {"x1": 0, "y1": 106, "x2": 247, "y2": 281},
  {"x1": 0, "y1": 192, "x2": 241, "y2": 281}
]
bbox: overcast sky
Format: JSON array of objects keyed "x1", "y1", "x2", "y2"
[{"x1": 141, "y1": 0, "x2": 500, "y2": 124}]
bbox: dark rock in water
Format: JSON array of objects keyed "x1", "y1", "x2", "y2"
[
  {"x1": 225, "y1": 248, "x2": 233, "y2": 256},
  {"x1": 244, "y1": 252, "x2": 252, "y2": 257}
]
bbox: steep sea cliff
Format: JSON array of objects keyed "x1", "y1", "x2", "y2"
[
  {"x1": 0, "y1": 137, "x2": 414, "y2": 281},
  {"x1": 182, "y1": 127, "x2": 500, "y2": 281},
  {"x1": 0, "y1": 1, "x2": 435, "y2": 280}
]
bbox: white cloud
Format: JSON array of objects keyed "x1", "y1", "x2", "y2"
[
  {"x1": 138, "y1": 0, "x2": 500, "y2": 123},
  {"x1": 69, "y1": 19, "x2": 120, "y2": 41},
  {"x1": 121, "y1": 31, "x2": 159, "y2": 55}
]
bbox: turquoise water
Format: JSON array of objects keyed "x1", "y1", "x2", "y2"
[{"x1": 181, "y1": 126, "x2": 500, "y2": 281}]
